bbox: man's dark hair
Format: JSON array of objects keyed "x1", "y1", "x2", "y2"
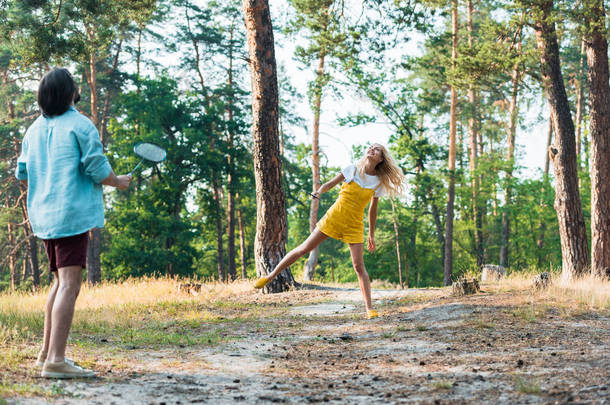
[{"x1": 37, "y1": 67, "x2": 80, "y2": 117}]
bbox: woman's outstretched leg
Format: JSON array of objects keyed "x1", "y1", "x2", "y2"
[
  {"x1": 348, "y1": 243, "x2": 377, "y2": 318},
  {"x1": 254, "y1": 229, "x2": 328, "y2": 288}
]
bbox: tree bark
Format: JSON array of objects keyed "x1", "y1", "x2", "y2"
[
  {"x1": 17, "y1": 182, "x2": 40, "y2": 287},
  {"x1": 467, "y1": 0, "x2": 483, "y2": 267},
  {"x1": 543, "y1": 118, "x2": 553, "y2": 178},
  {"x1": 500, "y1": 46, "x2": 522, "y2": 268},
  {"x1": 4, "y1": 74, "x2": 19, "y2": 289},
  {"x1": 390, "y1": 199, "x2": 405, "y2": 288},
  {"x1": 242, "y1": 0, "x2": 294, "y2": 292},
  {"x1": 22, "y1": 252, "x2": 30, "y2": 282},
  {"x1": 6, "y1": 205, "x2": 18, "y2": 289},
  {"x1": 237, "y1": 204, "x2": 248, "y2": 279},
  {"x1": 226, "y1": 23, "x2": 237, "y2": 281},
  {"x1": 533, "y1": 0, "x2": 590, "y2": 280},
  {"x1": 537, "y1": 118, "x2": 553, "y2": 266},
  {"x1": 84, "y1": 24, "x2": 102, "y2": 284},
  {"x1": 303, "y1": 53, "x2": 326, "y2": 281},
  {"x1": 430, "y1": 200, "x2": 445, "y2": 271},
  {"x1": 100, "y1": 39, "x2": 122, "y2": 142},
  {"x1": 575, "y1": 38, "x2": 586, "y2": 159},
  {"x1": 444, "y1": 0, "x2": 458, "y2": 286},
  {"x1": 585, "y1": 0, "x2": 610, "y2": 279},
  {"x1": 212, "y1": 174, "x2": 226, "y2": 281},
  {"x1": 410, "y1": 165, "x2": 423, "y2": 286},
  {"x1": 28, "y1": 233, "x2": 40, "y2": 287}
]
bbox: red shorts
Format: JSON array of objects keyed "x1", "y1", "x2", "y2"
[{"x1": 43, "y1": 232, "x2": 89, "y2": 272}]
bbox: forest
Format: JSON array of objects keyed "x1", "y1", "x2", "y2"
[{"x1": 1, "y1": 0, "x2": 609, "y2": 292}]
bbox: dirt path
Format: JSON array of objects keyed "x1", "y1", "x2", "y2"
[{"x1": 7, "y1": 287, "x2": 609, "y2": 404}]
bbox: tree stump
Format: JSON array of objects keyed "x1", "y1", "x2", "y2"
[
  {"x1": 452, "y1": 277, "x2": 480, "y2": 296},
  {"x1": 178, "y1": 283, "x2": 202, "y2": 296},
  {"x1": 481, "y1": 264, "x2": 506, "y2": 282},
  {"x1": 532, "y1": 272, "x2": 551, "y2": 291}
]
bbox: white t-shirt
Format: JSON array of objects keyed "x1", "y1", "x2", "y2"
[{"x1": 341, "y1": 164, "x2": 385, "y2": 197}]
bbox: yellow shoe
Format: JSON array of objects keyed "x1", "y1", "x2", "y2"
[
  {"x1": 254, "y1": 276, "x2": 270, "y2": 289},
  {"x1": 367, "y1": 309, "x2": 379, "y2": 319}
]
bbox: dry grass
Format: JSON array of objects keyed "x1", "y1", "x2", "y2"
[
  {"x1": 0, "y1": 277, "x2": 279, "y2": 398},
  {"x1": 0, "y1": 277, "x2": 254, "y2": 314},
  {"x1": 0, "y1": 277, "x2": 275, "y2": 363},
  {"x1": 483, "y1": 271, "x2": 610, "y2": 311}
]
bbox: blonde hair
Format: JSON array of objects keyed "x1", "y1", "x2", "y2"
[{"x1": 357, "y1": 144, "x2": 406, "y2": 198}]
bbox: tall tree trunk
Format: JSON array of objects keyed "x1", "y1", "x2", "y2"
[
  {"x1": 22, "y1": 253, "x2": 30, "y2": 282},
  {"x1": 212, "y1": 175, "x2": 226, "y2": 281},
  {"x1": 28, "y1": 233, "x2": 40, "y2": 287},
  {"x1": 410, "y1": 165, "x2": 423, "y2": 285},
  {"x1": 237, "y1": 204, "x2": 248, "y2": 279},
  {"x1": 7, "y1": 209, "x2": 18, "y2": 289},
  {"x1": 430, "y1": 200, "x2": 445, "y2": 269},
  {"x1": 86, "y1": 228, "x2": 102, "y2": 284},
  {"x1": 303, "y1": 53, "x2": 326, "y2": 281},
  {"x1": 585, "y1": 0, "x2": 610, "y2": 279},
  {"x1": 5, "y1": 77, "x2": 19, "y2": 289},
  {"x1": 84, "y1": 27, "x2": 102, "y2": 284},
  {"x1": 575, "y1": 38, "x2": 586, "y2": 160},
  {"x1": 100, "y1": 39, "x2": 122, "y2": 141},
  {"x1": 533, "y1": 0, "x2": 590, "y2": 280},
  {"x1": 18, "y1": 184, "x2": 40, "y2": 287},
  {"x1": 544, "y1": 118, "x2": 553, "y2": 178},
  {"x1": 226, "y1": 23, "x2": 237, "y2": 281},
  {"x1": 242, "y1": 0, "x2": 294, "y2": 292},
  {"x1": 444, "y1": 0, "x2": 458, "y2": 286},
  {"x1": 467, "y1": 0, "x2": 483, "y2": 267},
  {"x1": 137, "y1": 27, "x2": 143, "y2": 83},
  {"x1": 500, "y1": 45, "x2": 522, "y2": 268},
  {"x1": 390, "y1": 199, "x2": 405, "y2": 288},
  {"x1": 536, "y1": 118, "x2": 553, "y2": 267}
]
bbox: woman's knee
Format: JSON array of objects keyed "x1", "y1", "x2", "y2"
[{"x1": 296, "y1": 241, "x2": 314, "y2": 256}]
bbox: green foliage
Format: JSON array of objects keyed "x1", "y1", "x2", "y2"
[{"x1": 0, "y1": 0, "x2": 597, "y2": 291}]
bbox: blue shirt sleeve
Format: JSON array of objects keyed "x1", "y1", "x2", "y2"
[
  {"x1": 15, "y1": 135, "x2": 28, "y2": 180},
  {"x1": 76, "y1": 123, "x2": 112, "y2": 184}
]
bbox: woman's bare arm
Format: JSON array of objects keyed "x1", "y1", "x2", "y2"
[
  {"x1": 312, "y1": 173, "x2": 345, "y2": 198},
  {"x1": 367, "y1": 197, "x2": 379, "y2": 252}
]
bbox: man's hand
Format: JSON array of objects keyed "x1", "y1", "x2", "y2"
[
  {"x1": 115, "y1": 175, "x2": 132, "y2": 190},
  {"x1": 367, "y1": 234, "x2": 376, "y2": 252},
  {"x1": 102, "y1": 171, "x2": 132, "y2": 190}
]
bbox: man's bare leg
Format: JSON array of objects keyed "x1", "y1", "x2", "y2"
[{"x1": 46, "y1": 266, "x2": 82, "y2": 363}]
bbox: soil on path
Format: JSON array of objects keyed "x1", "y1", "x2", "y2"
[{"x1": 6, "y1": 286, "x2": 609, "y2": 405}]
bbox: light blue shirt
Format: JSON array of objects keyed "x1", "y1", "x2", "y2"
[{"x1": 15, "y1": 106, "x2": 112, "y2": 239}]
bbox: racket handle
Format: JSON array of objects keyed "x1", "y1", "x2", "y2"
[{"x1": 129, "y1": 159, "x2": 143, "y2": 176}]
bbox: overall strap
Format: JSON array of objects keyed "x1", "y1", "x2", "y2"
[{"x1": 373, "y1": 179, "x2": 382, "y2": 191}]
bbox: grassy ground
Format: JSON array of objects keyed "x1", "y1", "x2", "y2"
[{"x1": 0, "y1": 274, "x2": 608, "y2": 404}]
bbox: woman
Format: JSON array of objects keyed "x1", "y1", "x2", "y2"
[{"x1": 254, "y1": 143, "x2": 405, "y2": 318}]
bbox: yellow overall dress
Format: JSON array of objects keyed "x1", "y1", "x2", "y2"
[{"x1": 316, "y1": 178, "x2": 381, "y2": 244}]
